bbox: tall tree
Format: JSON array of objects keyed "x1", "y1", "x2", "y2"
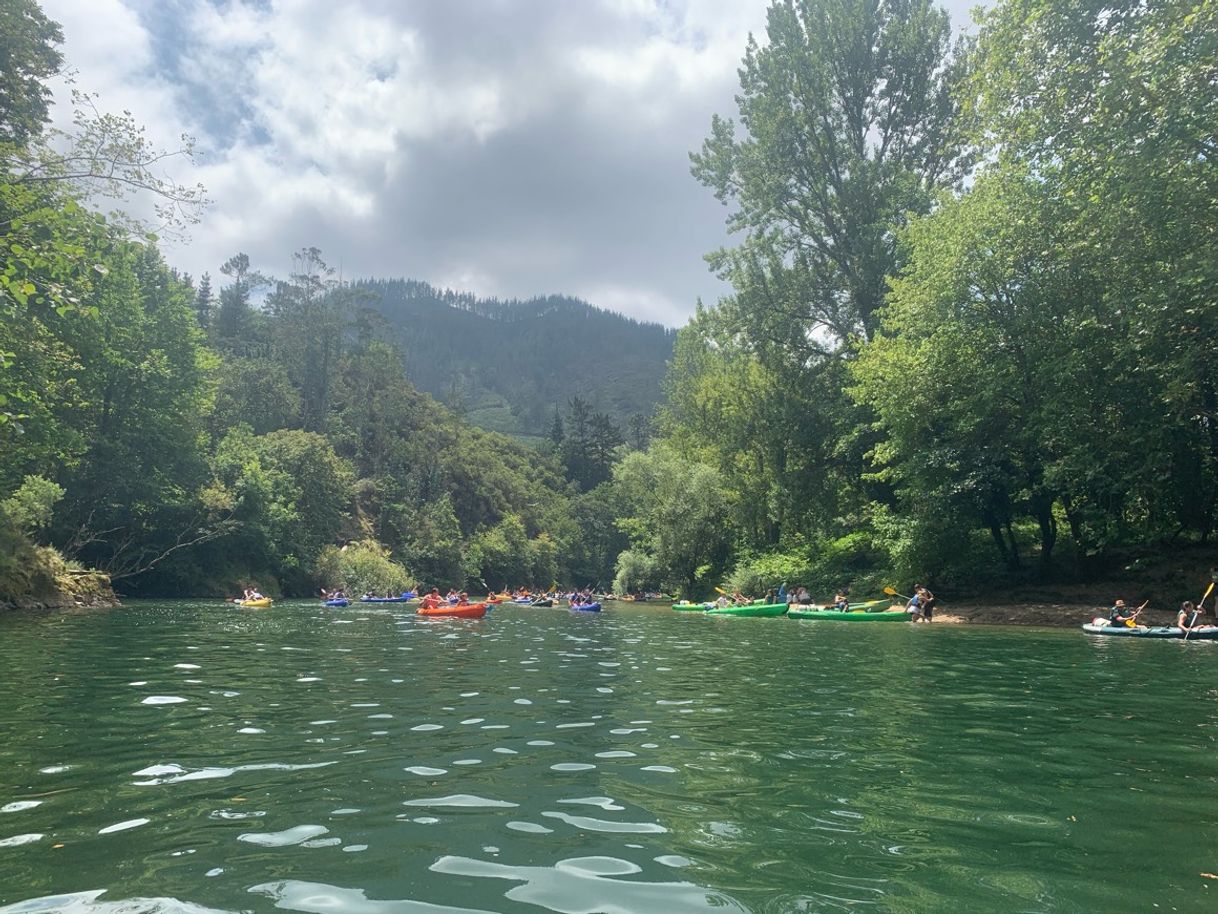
[
  {"x1": 691, "y1": 0, "x2": 972, "y2": 348},
  {"x1": 193, "y1": 271, "x2": 213, "y2": 331}
]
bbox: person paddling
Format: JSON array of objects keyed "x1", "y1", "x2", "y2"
[{"x1": 1107, "y1": 599, "x2": 1146, "y2": 628}]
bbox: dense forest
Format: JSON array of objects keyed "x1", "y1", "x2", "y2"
[
  {"x1": 2, "y1": 0, "x2": 1215, "y2": 607},
  {"x1": 361, "y1": 279, "x2": 674, "y2": 442}
]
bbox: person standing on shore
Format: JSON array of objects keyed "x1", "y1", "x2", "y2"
[{"x1": 917, "y1": 585, "x2": 936, "y2": 622}]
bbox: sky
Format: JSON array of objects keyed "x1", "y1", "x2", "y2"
[{"x1": 41, "y1": 0, "x2": 979, "y2": 328}]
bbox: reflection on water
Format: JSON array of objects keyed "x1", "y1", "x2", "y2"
[{"x1": 2, "y1": 601, "x2": 1217, "y2": 913}]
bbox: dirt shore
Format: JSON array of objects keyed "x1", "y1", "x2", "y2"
[
  {"x1": 932, "y1": 603, "x2": 1107, "y2": 627},
  {"x1": 932, "y1": 589, "x2": 1211, "y2": 627}
]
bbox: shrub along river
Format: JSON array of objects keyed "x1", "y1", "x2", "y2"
[{"x1": 1, "y1": 601, "x2": 1216, "y2": 913}]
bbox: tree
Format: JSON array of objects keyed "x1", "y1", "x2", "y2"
[
  {"x1": 0, "y1": 0, "x2": 63, "y2": 145},
  {"x1": 265, "y1": 247, "x2": 350, "y2": 433},
  {"x1": 968, "y1": 0, "x2": 1218, "y2": 544},
  {"x1": 691, "y1": 0, "x2": 972, "y2": 348},
  {"x1": 208, "y1": 427, "x2": 353, "y2": 590},
  {"x1": 613, "y1": 446, "x2": 734, "y2": 596},
  {"x1": 193, "y1": 271, "x2": 213, "y2": 331},
  {"x1": 214, "y1": 253, "x2": 265, "y2": 349}
]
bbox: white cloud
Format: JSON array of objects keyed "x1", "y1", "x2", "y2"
[{"x1": 38, "y1": 0, "x2": 980, "y2": 325}]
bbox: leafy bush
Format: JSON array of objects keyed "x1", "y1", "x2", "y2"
[
  {"x1": 727, "y1": 547, "x2": 813, "y2": 599},
  {"x1": 314, "y1": 540, "x2": 412, "y2": 596},
  {"x1": 613, "y1": 548, "x2": 660, "y2": 594},
  {"x1": 2, "y1": 475, "x2": 64, "y2": 537}
]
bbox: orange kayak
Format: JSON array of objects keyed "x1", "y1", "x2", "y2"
[{"x1": 418, "y1": 602, "x2": 488, "y2": 619}]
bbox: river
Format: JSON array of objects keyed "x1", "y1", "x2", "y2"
[{"x1": 1, "y1": 601, "x2": 1215, "y2": 912}]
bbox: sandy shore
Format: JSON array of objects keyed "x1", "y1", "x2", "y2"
[
  {"x1": 932, "y1": 603, "x2": 1101, "y2": 626},
  {"x1": 932, "y1": 602, "x2": 1212, "y2": 627}
]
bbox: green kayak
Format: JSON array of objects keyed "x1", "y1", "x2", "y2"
[
  {"x1": 788, "y1": 605, "x2": 907, "y2": 621},
  {"x1": 671, "y1": 602, "x2": 712, "y2": 612},
  {"x1": 705, "y1": 602, "x2": 789, "y2": 618}
]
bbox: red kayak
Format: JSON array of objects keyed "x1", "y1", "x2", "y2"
[{"x1": 418, "y1": 602, "x2": 488, "y2": 619}]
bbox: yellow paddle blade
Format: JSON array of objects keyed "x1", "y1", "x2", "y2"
[{"x1": 883, "y1": 586, "x2": 898, "y2": 595}]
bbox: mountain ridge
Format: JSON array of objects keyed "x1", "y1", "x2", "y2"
[{"x1": 358, "y1": 278, "x2": 676, "y2": 440}]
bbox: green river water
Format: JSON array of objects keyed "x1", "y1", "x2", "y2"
[{"x1": 1, "y1": 601, "x2": 1216, "y2": 913}]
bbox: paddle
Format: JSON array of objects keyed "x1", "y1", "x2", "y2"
[
  {"x1": 1122, "y1": 600, "x2": 1149, "y2": 627},
  {"x1": 883, "y1": 586, "x2": 911, "y2": 601},
  {"x1": 1184, "y1": 581, "x2": 1215, "y2": 640}
]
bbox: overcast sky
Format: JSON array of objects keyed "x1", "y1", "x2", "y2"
[{"x1": 41, "y1": 0, "x2": 979, "y2": 327}]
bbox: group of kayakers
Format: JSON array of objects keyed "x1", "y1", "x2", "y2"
[
  {"x1": 1105, "y1": 597, "x2": 1217, "y2": 632},
  {"x1": 420, "y1": 587, "x2": 474, "y2": 608}
]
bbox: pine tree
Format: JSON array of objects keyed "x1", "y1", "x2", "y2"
[{"x1": 193, "y1": 271, "x2": 213, "y2": 331}]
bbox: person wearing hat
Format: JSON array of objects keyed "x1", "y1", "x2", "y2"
[{"x1": 1107, "y1": 599, "x2": 1142, "y2": 627}]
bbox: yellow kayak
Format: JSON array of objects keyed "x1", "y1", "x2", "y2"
[{"x1": 238, "y1": 597, "x2": 273, "y2": 607}]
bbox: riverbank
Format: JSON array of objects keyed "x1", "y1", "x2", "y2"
[
  {"x1": 935, "y1": 581, "x2": 1213, "y2": 627},
  {"x1": 0, "y1": 540, "x2": 119, "y2": 612}
]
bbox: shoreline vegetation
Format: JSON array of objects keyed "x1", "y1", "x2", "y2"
[{"x1": 4, "y1": 0, "x2": 1216, "y2": 614}]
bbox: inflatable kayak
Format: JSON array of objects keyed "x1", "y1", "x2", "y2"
[
  {"x1": 1082, "y1": 621, "x2": 1218, "y2": 639},
  {"x1": 570, "y1": 602, "x2": 601, "y2": 612},
  {"x1": 672, "y1": 602, "x2": 713, "y2": 611},
  {"x1": 359, "y1": 592, "x2": 416, "y2": 603},
  {"x1": 324, "y1": 598, "x2": 350, "y2": 607},
  {"x1": 705, "y1": 602, "x2": 788, "y2": 617},
  {"x1": 789, "y1": 606, "x2": 907, "y2": 621},
  {"x1": 237, "y1": 597, "x2": 273, "y2": 608},
  {"x1": 418, "y1": 603, "x2": 488, "y2": 619}
]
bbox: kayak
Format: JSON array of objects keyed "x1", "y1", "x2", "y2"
[
  {"x1": 237, "y1": 597, "x2": 273, "y2": 608},
  {"x1": 1082, "y1": 621, "x2": 1218, "y2": 639},
  {"x1": 324, "y1": 598, "x2": 350, "y2": 607},
  {"x1": 705, "y1": 602, "x2": 789, "y2": 618},
  {"x1": 671, "y1": 602, "x2": 712, "y2": 611},
  {"x1": 418, "y1": 603, "x2": 488, "y2": 619},
  {"x1": 789, "y1": 607, "x2": 908, "y2": 622},
  {"x1": 359, "y1": 592, "x2": 416, "y2": 603},
  {"x1": 570, "y1": 602, "x2": 601, "y2": 612},
  {"x1": 531, "y1": 598, "x2": 554, "y2": 607}
]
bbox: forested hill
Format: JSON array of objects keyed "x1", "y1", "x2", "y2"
[{"x1": 359, "y1": 279, "x2": 676, "y2": 440}]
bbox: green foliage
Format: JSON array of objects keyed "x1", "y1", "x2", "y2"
[
  {"x1": 691, "y1": 0, "x2": 971, "y2": 346},
  {"x1": 360, "y1": 279, "x2": 674, "y2": 439},
  {"x1": 612, "y1": 548, "x2": 660, "y2": 596},
  {"x1": 468, "y1": 514, "x2": 547, "y2": 591},
  {"x1": 398, "y1": 494, "x2": 465, "y2": 589},
  {"x1": 613, "y1": 446, "x2": 733, "y2": 596},
  {"x1": 314, "y1": 539, "x2": 412, "y2": 596},
  {"x1": 727, "y1": 547, "x2": 813, "y2": 600},
  {"x1": 209, "y1": 427, "x2": 352, "y2": 581},
  {"x1": 0, "y1": 0, "x2": 62, "y2": 146},
  {"x1": 211, "y1": 358, "x2": 301, "y2": 437},
  {"x1": 1, "y1": 473, "x2": 62, "y2": 535}
]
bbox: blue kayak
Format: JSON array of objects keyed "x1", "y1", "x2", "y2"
[
  {"x1": 570, "y1": 602, "x2": 602, "y2": 612},
  {"x1": 359, "y1": 592, "x2": 416, "y2": 603},
  {"x1": 324, "y1": 598, "x2": 350, "y2": 607}
]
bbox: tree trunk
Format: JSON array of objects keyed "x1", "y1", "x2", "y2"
[{"x1": 1031, "y1": 489, "x2": 1057, "y2": 575}]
